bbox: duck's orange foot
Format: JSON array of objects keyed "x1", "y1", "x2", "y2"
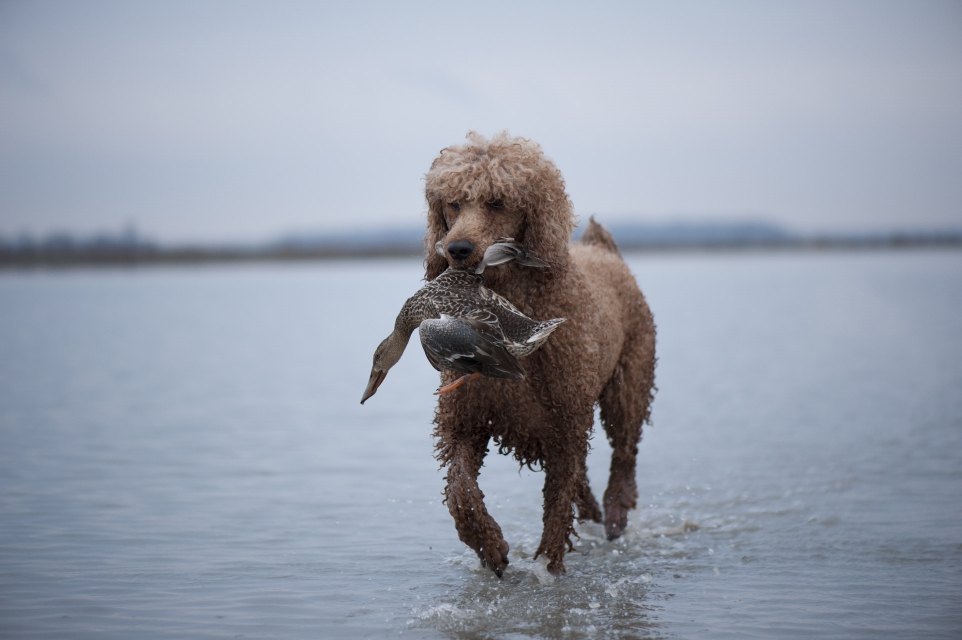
[{"x1": 434, "y1": 372, "x2": 481, "y2": 395}]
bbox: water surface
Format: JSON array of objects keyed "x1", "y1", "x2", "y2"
[{"x1": 1, "y1": 251, "x2": 960, "y2": 638}]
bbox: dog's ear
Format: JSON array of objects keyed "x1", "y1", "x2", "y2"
[
  {"x1": 519, "y1": 197, "x2": 576, "y2": 278},
  {"x1": 423, "y1": 198, "x2": 448, "y2": 280}
]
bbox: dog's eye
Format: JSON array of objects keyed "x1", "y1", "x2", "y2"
[
  {"x1": 487, "y1": 199, "x2": 505, "y2": 210},
  {"x1": 448, "y1": 201, "x2": 460, "y2": 211}
]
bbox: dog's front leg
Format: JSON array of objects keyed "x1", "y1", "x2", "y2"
[
  {"x1": 442, "y1": 436, "x2": 510, "y2": 578},
  {"x1": 534, "y1": 444, "x2": 581, "y2": 575}
]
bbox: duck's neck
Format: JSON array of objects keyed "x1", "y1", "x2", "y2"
[
  {"x1": 380, "y1": 324, "x2": 415, "y2": 371},
  {"x1": 394, "y1": 298, "x2": 425, "y2": 337},
  {"x1": 382, "y1": 308, "x2": 421, "y2": 368}
]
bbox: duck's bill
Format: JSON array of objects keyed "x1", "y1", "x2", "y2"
[{"x1": 360, "y1": 369, "x2": 387, "y2": 404}]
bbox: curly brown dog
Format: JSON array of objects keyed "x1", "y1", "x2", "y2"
[{"x1": 424, "y1": 132, "x2": 656, "y2": 576}]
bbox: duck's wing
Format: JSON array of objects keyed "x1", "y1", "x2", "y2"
[
  {"x1": 418, "y1": 314, "x2": 524, "y2": 380},
  {"x1": 477, "y1": 283, "x2": 526, "y2": 316},
  {"x1": 474, "y1": 238, "x2": 548, "y2": 274},
  {"x1": 457, "y1": 307, "x2": 505, "y2": 339},
  {"x1": 472, "y1": 285, "x2": 566, "y2": 355}
]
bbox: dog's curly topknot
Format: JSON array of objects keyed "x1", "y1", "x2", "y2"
[{"x1": 423, "y1": 131, "x2": 576, "y2": 280}]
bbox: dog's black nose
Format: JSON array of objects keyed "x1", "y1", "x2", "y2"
[{"x1": 446, "y1": 239, "x2": 474, "y2": 261}]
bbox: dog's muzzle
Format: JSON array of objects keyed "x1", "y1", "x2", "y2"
[{"x1": 446, "y1": 239, "x2": 474, "y2": 261}]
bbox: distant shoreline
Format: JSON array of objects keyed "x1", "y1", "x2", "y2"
[{"x1": 2, "y1": 234, "x2": 960, "y2": 269}]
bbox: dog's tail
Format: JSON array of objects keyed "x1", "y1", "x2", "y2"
[{"x1": 578, "y1": 216, "x2": 620, "y2": 255}]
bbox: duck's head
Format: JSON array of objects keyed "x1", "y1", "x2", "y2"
[{"x1": 360, "y1": 333, "x2": 405, "y2": 404}]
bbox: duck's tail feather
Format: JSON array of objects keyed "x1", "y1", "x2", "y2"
[{"x1": 526, "y1": 317, "x2": 566, "y2": 346}]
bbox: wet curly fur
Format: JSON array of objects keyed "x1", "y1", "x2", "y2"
[{"x1": 424, "y1": 132, "x2": 656, "y2": 576}]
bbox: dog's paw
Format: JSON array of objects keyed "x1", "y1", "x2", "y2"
[
  {"x1": 546, "y1": 557, "x2": 567, "y2": 575},
  {"x1": 604, "y1": 507, "x2": 629, "y2": 541},
  {"x1": 479, "y1": 539, "x2": 510, "y2": 578},
  {"x1": 603, "y1": 470, "x2": 636, "y2": 540}
]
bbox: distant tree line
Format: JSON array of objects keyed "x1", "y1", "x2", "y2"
[{"x1": 2, "y1": 222, "x2": 960, "y2": 268}]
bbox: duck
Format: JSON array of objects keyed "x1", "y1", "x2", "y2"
[{"x1": 360, "y1": 267, "x2": 565, "y2": 404}]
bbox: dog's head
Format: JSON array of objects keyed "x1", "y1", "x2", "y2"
[{"x1": 423, "y1": 131, "x2": 575, "y2": 282}]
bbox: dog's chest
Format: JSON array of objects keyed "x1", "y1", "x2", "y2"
[{"x1": 458, "y1": 377, "x2": 553, "y2": 441}]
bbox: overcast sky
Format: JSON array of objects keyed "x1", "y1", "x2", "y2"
[{"x1": 1, "y1": 1, "x2": 960, "y2": 243}]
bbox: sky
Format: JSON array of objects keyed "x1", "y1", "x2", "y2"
[{"x1": 1, "y1": 0, "x2": 960, "y2": 243}]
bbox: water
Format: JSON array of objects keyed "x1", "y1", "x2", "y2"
[{"x1": 0, "y1": 251, "x2": 960, "y2": 638}]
